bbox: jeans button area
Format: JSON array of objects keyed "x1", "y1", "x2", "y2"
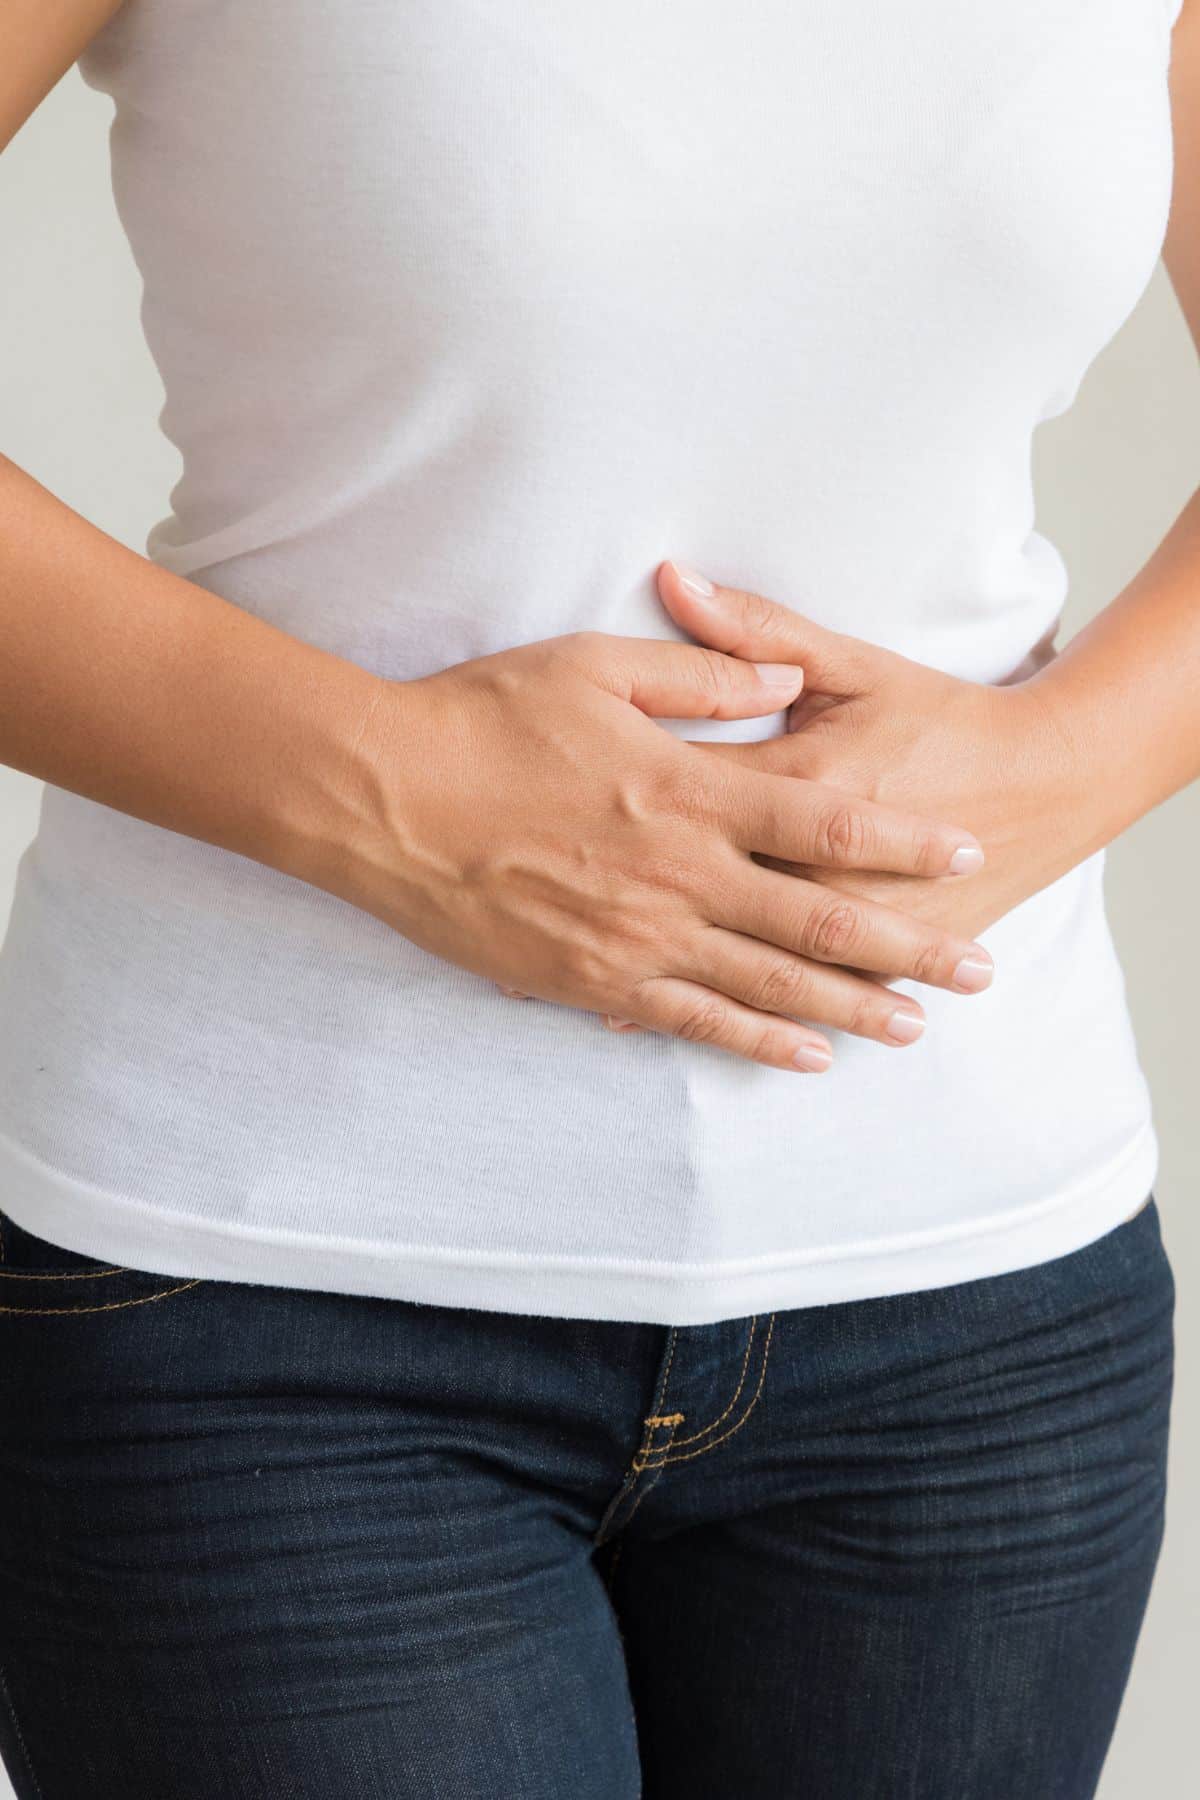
[{"x1": 593, "y1": 1313, "x2": 778, "y2": 1545}]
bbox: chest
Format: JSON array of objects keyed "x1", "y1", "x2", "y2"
[{"x1": 83, "y1": 1, "x2": 1176, "y2": 402}]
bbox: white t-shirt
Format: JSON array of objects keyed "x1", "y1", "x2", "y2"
[{"x1": 0, "y1": 0, "x2": 1181, "y2": 1322}]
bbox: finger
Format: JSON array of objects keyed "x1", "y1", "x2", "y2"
[
  {"x1": 721, "y1": 862, "x2": 995, "y2": 992},
  {"x1": 562, "y1": 630, "x2": 804, "y2": 719},
  {"x1": 655, "y1": 561, "x2": 869, "y2": 694},
  {"x1": 692, "y1": 929, "x2": 927, "y2": 1046},
  {"x1": 633, "y1": 977, "x2": 835, "y2": 1073},
  {"x1": 727, "y1": 768, "x2": 985, "y2": 878}
]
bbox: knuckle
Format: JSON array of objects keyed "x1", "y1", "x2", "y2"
[
  {"x1": 908, "y1": 938, "x2": 946, "y2": 986},
  {"x1": 847, "y1": 991, "x2": 883, "y2": 1038},
  {"x1": 692, "y1": 647, "x2": 732, "y2": 706},
  {"x1": 740, "y1": 588, "x2": 787, "y2": 649},
  {"x1": 671, "y1": 994, "x2": 728, "y2": 1045},
  {"x1": 750, "y1": 959, "x2": 810, "y2": 1016},
  {"x1": 558, "y1": 938, "x2": 617, "y2": 996},
  {"x1": 747, "y1": 1021, "x2": 786, "y2": 1066},
  {"x1": 806, "y1": 898, "x2": 862, "y2": 961},
  {"x1": 561, "y1": 915, "x2": 662, "y2": 995},
  {"x1": 817, "y1": 803, "x2": 870, "y2": 867},
  {"x1": 625, "y1": 975, "x2": 662, "y2": 1024}
]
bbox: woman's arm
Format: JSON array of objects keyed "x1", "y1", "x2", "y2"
[
  {"x1": 645, "y1": 5, "x2": 1200, "y2": 953},
  {"x1": 0, "y1": 0, "x2": 394, "y2": 891},
  {"x1": 1, "y1": 1, "x2": 999, "y2": 1072},
  {"x1": 0, "y1": 0, "x2": 126, "y2": 146},
  {"x1": 1033, "y1": 0, "x2": 1200, "y2": 842},
  {"x1": 1013, "y1": 0, "x2": 1200, "y2": 852}
]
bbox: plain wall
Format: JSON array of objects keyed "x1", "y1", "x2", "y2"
[{"x1": 1, "y1": 65, "x2": 1198, "y2": 1800}]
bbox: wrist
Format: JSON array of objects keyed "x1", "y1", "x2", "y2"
[
  {"x1": 264, "y1": 655, "x2": 421, "y2": 908},
  {"x1": 1013, "y1": 663, "x2": 1123, "y2": 860}
]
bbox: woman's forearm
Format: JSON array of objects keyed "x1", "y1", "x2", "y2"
[
  {"x1": 0, "y1": 452, "x2": 386, "y2": 887},
  {"x1": 0, "y1": 454, "x2": 1003, "y2": 1073},
  {"x1": 1027, "y1": 482, "x2": 1200, "y2": 855}
]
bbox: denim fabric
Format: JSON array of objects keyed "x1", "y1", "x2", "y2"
[{"x1": 0, "y1": 1199, "x2": 1173, "y2": 1799}]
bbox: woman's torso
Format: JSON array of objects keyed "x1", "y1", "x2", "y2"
[{"x1": 0, "y1": 0, "x2": 1176, "y2": 1320}]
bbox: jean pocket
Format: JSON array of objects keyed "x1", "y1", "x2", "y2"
[{"x1": 0, "y1": 1210, "x2": 203, "y2": 1318}]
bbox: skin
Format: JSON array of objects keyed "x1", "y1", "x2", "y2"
[{"x1": 2, "y1": 1, "x2": 1196, "y2": 1075}]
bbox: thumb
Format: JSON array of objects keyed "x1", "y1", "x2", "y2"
[
  {"x1": 655, "y1": 560, "x2": 868, "y2": 695},
  {"x1": 569, "y1": 633, "x2": 805, "y2": 719}
]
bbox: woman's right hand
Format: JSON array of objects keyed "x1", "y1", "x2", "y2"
[{"x1": 329, "y1": 631, "x2": 994, "y2": 1072}]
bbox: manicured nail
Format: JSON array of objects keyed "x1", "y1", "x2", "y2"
[
  {"x1": 886, "y1": 1008, "x2": 925, "y2": 1044},
  {"x1": 497, "y1": 985, "x2": 529, "y2": 998},
  {"x1": 952, "y1": 951, "x2": 994, "y2": 993},
  {"x1": 792, "y1": 1042, "x2": 833, "y2": 1072},
  {"x1": 606, "y1": 1015, "x2": 637, "y2": 1031},
  {"x1": 752, "y1": 661, "x2": 805, "y2": 695},
  {"x1": 948, "y1": 844, "x2": 985, "y2": 876},
  {"x1": 671, "y1": 561, "x2": 715, "y2": 598}
]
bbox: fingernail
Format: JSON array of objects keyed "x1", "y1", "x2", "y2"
[
  {"x1": 752, "y1": 661, "x2": 805, "y2": 695},
  {"x1": 952, "y1": 951, "x2": 994, "y2": 993},
  {"x1": 497, "y1": 985, "x2": 529, "y2": 998},
  {"x1": 606, "y1": 1015, "x2": 637, "y2": 1031},
  {"x1": 948, "y1": 844, "x2": 985, "y2": 876},
  {"x1": 671, "y1": 561, "x2": 715, "y2": 598},
  {"x1": 792, "y1": 1043, "x2": 833, "y2": 1072},
  {"x1": 886, "y1": 1008, "x2": 925, "y2": 1044}
]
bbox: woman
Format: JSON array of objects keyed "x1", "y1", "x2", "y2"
[{"x1": 0, "y1": 0, "x2": 1195, "y2": 1794}]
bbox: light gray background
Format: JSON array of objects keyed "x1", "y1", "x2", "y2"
[{"x1": 2, "y1": 66, "x2": 1198, "y2": 1799}]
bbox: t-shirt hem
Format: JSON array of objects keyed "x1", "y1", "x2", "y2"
[{"x1": 0, "y1": 1122, "x2": 1159, "y2": 1326}]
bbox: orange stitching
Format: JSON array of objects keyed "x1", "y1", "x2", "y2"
[
  {"x1": 650, "y1": 1313, "x2": 777, "y2": 1470},
  {"x1": 616, "y1": 1406, "x2": 685, "y2": 1497},
  {"x1": 0, "y1": 1279, "x2": 202, "y2": 1318},
  {"x1": 594, "y1": 1326, "x2": 680, "y2": 1545},
  {"x1": 639, "y1": 1316, "x2": 758, "y2": 1459},
  {"x1": 619, "y1": 1415, "x2": 683, "y2": 1530},
  {"x1": 0, "y1": 1265, "x2": 129, "y2": 1282}
]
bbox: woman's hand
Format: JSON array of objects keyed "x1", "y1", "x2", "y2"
[
  {"x1": 655, "y1": 561, "x2": 1097, "y2": 951},
  {"x1": 334, "y1": 630, "x2": 996, "y2": 1071},
  {"x1": 0, "y1": 447, "x2": 990, "y2": 1077}
]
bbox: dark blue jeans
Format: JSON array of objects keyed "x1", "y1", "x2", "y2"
[{"x1": 0, "y1": 1198, "x2": 1173, "y2": 1799}]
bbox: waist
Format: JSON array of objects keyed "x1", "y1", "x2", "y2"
[{"x1": 146, "y1": 458, "x2": 1069, "y2": 694}]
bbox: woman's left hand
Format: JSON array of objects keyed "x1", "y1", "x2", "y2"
[
  {"x1": 656, "y1": 560, "x2": 1100, "y2": 954},
  {"x1": 497, "y1": 560, "x2": 1106, "y2": 1024}
]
